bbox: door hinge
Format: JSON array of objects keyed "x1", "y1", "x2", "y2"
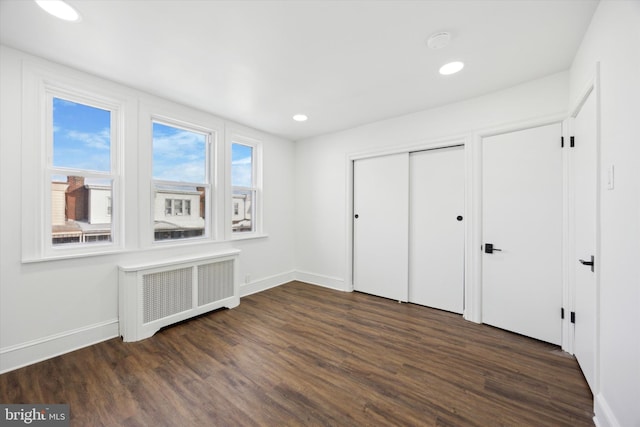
[
  {"x1": 561, "y1": 136, "x2": 564, "y2": 148},
  {"x1": 571, "y1": 311, "x2": 576, "y2": 324},
  {"x1": 561, "y1": 307, "x2": 565, "y2": 319},
  {"x1": 570, "y1": 136, "x2": 575, "y2": 147}
]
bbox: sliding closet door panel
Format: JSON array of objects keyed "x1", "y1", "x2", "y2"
[
  {"x1": 409, "y1": 147, "x2": 465, "y2": 313},
  {"x1": 482, "y1": 123, "x2": 563, "y2": 345},
  {"x1": 353, "y1": 153, "x2": 409, "y2": 301}
]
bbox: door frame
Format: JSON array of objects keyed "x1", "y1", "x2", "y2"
[{"x1": 566, "y1": 63, "x2": 601, "y2": 393}]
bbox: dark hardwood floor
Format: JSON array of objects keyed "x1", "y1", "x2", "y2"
[{"x1": 0, "y1": 281, "x2": 593, "y2": 426}]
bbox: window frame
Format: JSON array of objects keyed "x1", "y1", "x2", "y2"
[
  {"x1": 150, "y1": 117, "x2": 214, "y2": 245},
  {"x1": 227, "y1": 132, "x2": 263, "y2": 239},
  {"x1": 21, "y1": 70, "x2": 127, "y2": 261},
  {"x1": 45, "y1": 92, "x2": 121, "y2": 252}
]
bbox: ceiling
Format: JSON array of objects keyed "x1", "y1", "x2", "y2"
[{"x1": 0, "y1": 0, "x2": 598, "y2": 141}]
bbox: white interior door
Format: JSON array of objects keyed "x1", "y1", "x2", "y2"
[
  {"x1": 409, "y1": 146, "x2": 465, "y2": 313},
  {"x1": 353, "y1": 153, "x2": 409, "y2": 301},
  {"x1": 482, "y1": 123, "x2": 563, "y2": 345},
  {"x1": 573, "y1": 90, "x2": 597, "y2": 391}
]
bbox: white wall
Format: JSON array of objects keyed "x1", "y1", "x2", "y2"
[
  {"x1": 0, "y1": 46, "x2": 296, "y2": 373},
  {"x1": 569, "y1": 2, "x2": 640, "y2": 426},
  {"x1": 295, "y1": 72, "x2": 570, "y2": 290}
]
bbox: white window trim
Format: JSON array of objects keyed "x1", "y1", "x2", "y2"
[
  {"x1": 21, "y1": 62, "x2": 127, "y2": 261},
  {"x1": 138, "y1": 100, "x2": 223, "y2": 248},
  {"x1": 226, "y1": 131, "x2": 264, "y2": 240}
]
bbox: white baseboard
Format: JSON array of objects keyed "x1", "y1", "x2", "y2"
[
  {"x1": 593, "y1": 392, "x2": 621, "y2": 427},
  {"x1": 240, "y1": 270, "x2": 296, "y2": 297},
  {"x1": 0, "y1": 319, "x2": 119, "y2": 374},
  {"x1": 239, "y1": 270, "x2": 349, "y2": 295},
  {"x1": 294, "y1": 270, "x2": 348, "y2": 292}
]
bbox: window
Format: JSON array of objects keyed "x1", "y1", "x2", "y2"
[
  {"x1": 231, "y1": 142, "x2": 258, "y2": 234},
  {"x1": 49, "y1": 96, "x2": 117, "y2": 247},
  {"x1": 163, "y1": 199, "x2": 192, "y2": 216},
  {"x1": 152, "y1": 121, "x2": 210, "y2": 242}
]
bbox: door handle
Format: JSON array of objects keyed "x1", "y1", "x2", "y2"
[
  {"x1": 484, "y1": 243, "x2": 502, "y2": 254},
  {"x1": 579, "y1": 255, "x2": 595, "y2": 272}
]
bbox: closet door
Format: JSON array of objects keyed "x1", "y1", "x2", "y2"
[
  {"x1": 353, "y1": 153, "x2": 409, "y2": 301},
  {"x1": 409, "y1": 146, "x2": 465, "y2": 313},
  {"x1": 482, "y1": 123, "x2": 563, "y2": 345}
]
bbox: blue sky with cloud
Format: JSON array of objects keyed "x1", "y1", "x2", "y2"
[
  {"x1": 53, "y1": 97, "x2": 111, "y2": 172},
  {"x1": 153, "y1": 122, "x2": 207, "y2": 183},
  {"x1": 232, "y1": 143, "x2": 253, "y2": 188},
  {"x1": 53, "y1": 98, "x2": 253, "y2": 186}
]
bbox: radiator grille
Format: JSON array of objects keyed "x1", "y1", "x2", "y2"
[
  {"x1": 143, "y1": 267, "x2": 193, "y2": 323},
  {"x1": 198, "y1": 260, "x2": 234, "y2": 306}
]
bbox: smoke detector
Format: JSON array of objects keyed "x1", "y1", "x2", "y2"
[{"x1": 427, "y1": 32, "x2": 451, "y2": 49}]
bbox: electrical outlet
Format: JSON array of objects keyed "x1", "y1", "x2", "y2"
[{"x1": 245, "y1": 274, "x2": 251, "y2": 284}]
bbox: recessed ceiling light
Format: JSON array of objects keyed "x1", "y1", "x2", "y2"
[
  {"x1": 427, "y1": 32, "x2": 451, "y2": 49},
  {"x1": 293, "y1": 114, "x2": 308, "y2": 122},
  {"x1": 439, "y1": 61, "x2": 464, "y2": 75},
  {"x1": 35, "y1": 0, "x2": 81, "y2": 22}
]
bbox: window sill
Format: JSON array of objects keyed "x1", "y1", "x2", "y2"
[
  {"x1": 22, "y1": 247, "x2": 126, "y2": 264},
  {"x1": 22, "y1": 234, "x2": 270, "y2": 264},
  {"x1": 230, "y1": 233, "x2": 269, "y2": 242}
]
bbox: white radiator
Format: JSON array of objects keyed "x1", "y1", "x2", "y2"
[{"x1": 118, "y1": 250, "x2": 240, "y2": 342}]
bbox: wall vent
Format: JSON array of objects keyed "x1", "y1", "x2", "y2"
[{"x1": 119, "y1": 250, "x2": 240, "y2": 342}]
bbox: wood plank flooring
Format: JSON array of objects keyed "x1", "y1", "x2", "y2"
[{"x1": 0, "y1": 281, "x2": 593, "y2": 426}]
